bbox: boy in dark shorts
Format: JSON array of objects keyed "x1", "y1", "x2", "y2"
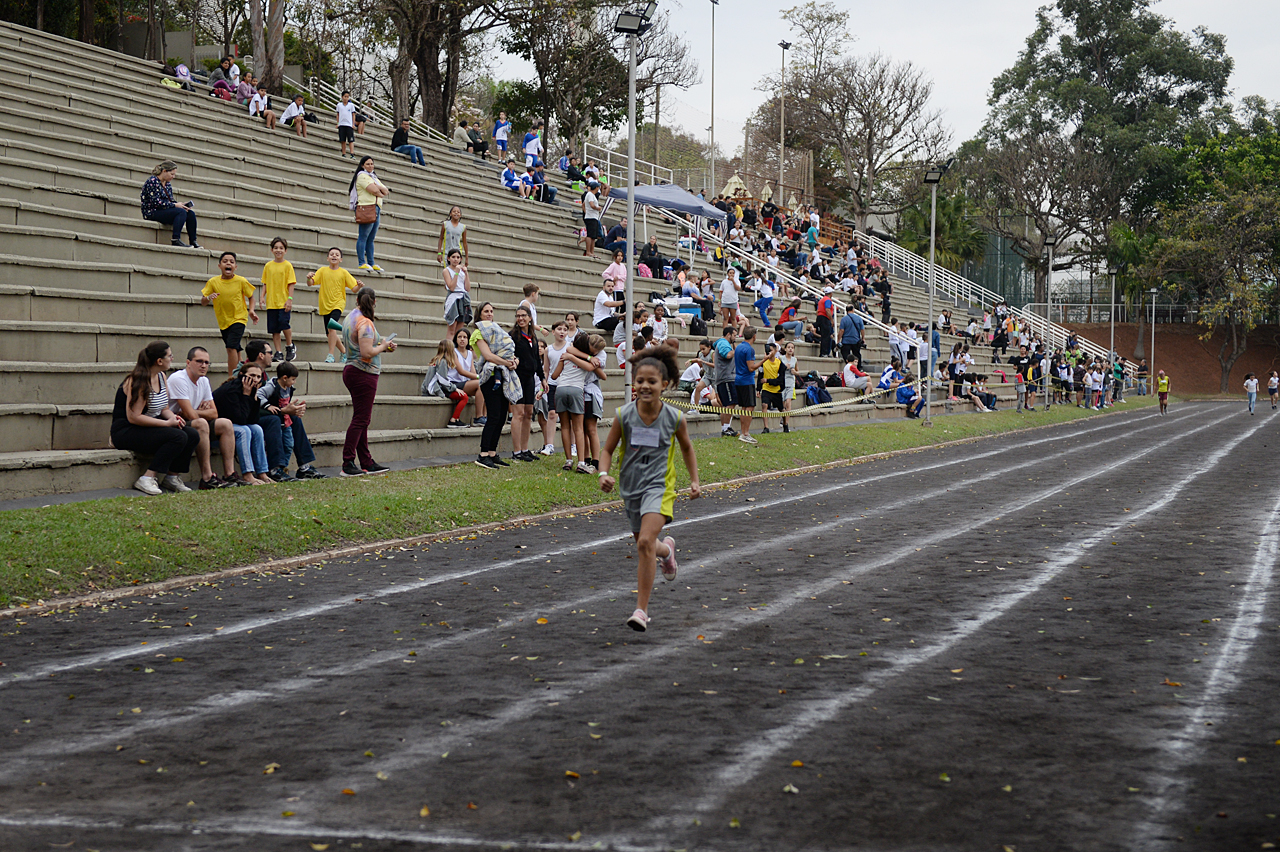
[
  {"x1": 261, "y1": 237, "x2": 296, "y2": 361},
  {"x1": 201, "y1": 251, "x2": 258, "y2": 378},
  {"x1": 712, "y1": 326, "x2": 738, "y2": 437},
  {"x1": 760, "y1": 343, "x2": 786, "y2": 434},
  {"x1": 733, "y1": 325, "x2": 763, "y2": 444}
]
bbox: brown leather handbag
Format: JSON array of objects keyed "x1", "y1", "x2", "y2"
[{"x1": 354, "y1": 204, "x2": 378, "y2": 224}]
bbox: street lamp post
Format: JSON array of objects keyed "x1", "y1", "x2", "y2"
[
  {"x1": 778, "y1": 40, "x2": 790, "y2": 208},
  {"x1": 1149, "y1": 287, "x2": 1157, "y2": 380},
  {"x1": 1043, "y1": 234, "x2": 1057, "y2": 348},
  {"x1": 709, "y1": 0, "x2": 717, "y2": 199},
  {"x1": 614, "y1": 1, "x2": 658, "y2": 399},
  {"x1": 921, "y1": 157, "x2": 955, "y2": 427}
]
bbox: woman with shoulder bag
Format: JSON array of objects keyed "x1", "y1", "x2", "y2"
[{"x1": 350, "y1": 156, "x2": 389, "y2": 273}]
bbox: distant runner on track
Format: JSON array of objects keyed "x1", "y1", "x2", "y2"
[
  {"x1": 1157, "y1": 370, "x2": 1170, "y2": 415},
  {"x1": 598, "y1": 345, "x2": 701, "y2": 633}
]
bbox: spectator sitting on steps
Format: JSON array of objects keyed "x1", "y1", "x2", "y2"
[
  {"x1": 212, "y1": 361, "x2": 273, "y2": 485},
  {"x1": 279, "y1": 94, "x2": 310, "y2": 137},
  {"x1": 207, "y1": 56, "x2": 235, "y2": 96},
  {"x1": 140, "y1": 160, "x2": 200, "y2": 248},
  {"x1": 167, "y1": 345, "x2": 237, "y2": 490},
  {"x1": 454, "y1": 120, "x2": 473, "y2": 152},
  {"x1": 249, "y1": 85, "x2": 277, "y2": 129},
  {"x1": 110, "y1": 341, "x2": 200, "y2": 496},
  {"x1": 257, "y1": 360, "x2": 326, "y2": 481},
  {"x1": 638, "y1": 235, "x2": 665, "y2": 277},
  {"x1": 532, "y1": 162, "x2": 557, "y2": 204},
  {"x1": 391, "y1": 118, "x2": 426, "y2": 166},
  {"x1": 468, "y1": 122, "x2": 491, "y2": 160}
]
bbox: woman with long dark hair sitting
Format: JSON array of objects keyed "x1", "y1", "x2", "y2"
[{"x1": 111, "y1": 341, "x2": 200, "y2": 495}]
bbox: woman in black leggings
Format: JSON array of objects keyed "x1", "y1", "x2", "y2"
[
  {"x1": 471, "y1": 302, "x2": 518, "y2": 469},
  {"x1": 111, "y1": 341, "x2": 200, "y2": 495}
]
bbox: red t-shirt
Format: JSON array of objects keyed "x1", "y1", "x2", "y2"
[{"x1": 817, "y1": 297, "x2": 834, "y2": 319}]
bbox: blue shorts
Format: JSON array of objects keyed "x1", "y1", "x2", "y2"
[{"x1": 267, "y1": 308, "x2": 291, "y2": 333}]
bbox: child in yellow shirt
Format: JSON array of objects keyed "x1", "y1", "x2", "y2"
[
  {"x1": 201, "y1": 251, "x2": 258, "y2": 377},
  {"x1": 307, "y1": 246, "x2": 363, "y2": 362},
  {"x1": 261, "y1": 237, "x2": 297, "y2": 362}
]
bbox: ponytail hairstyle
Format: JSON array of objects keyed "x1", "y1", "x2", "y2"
[
  {"x1": 151, "y1": 160, "x2": 178, "y2": 176},
  {"x1": 127, "y1": 341, "x2": 170, "y2": 408},
  {"x1": 355, "y1": 286, "x2": 376, "y2": 321},
  {"x1": 628, "y1": 344, "x2": 680, "y2": 385}
]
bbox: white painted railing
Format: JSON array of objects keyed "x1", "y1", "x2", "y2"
[
  {"x1": 282, "y1": 74, "x2": 449, "y2": 144},
  {"x1": 582, "y1": 140, "x2": 674, "y2": 187}
]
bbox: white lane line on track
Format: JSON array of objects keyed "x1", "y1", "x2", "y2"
[
  {"x1": 0, "y1": 406, "x2": 1179, "y2": 688},
  {"x1": 0, "y1": 408, "x2": 1212, "y2": 780},
  {"x1": 1128, "y1": 484, "x2": 1280, "y2": 850},
  {"x1": 0, "y1": 814, "x2": 665, "y2": 852},
  {"x1": 254, "y1": 410, "x2": 1242, "y2": 822},
  {"x1": 633, "y1": 410, "x2": 1271, "y2": 839}
]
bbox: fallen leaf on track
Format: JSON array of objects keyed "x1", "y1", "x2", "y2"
[
  {"x1": 782, "y1": 784, "x2": 799, "y2": 794},
  {"x1": 263, "y1": 763, "x2": 280, "y2": 775},
  {"x1": 341, "y1": 789, "x2": 355, "y2": 796},
  {"x1": 536, "y1": 618, "x2": 548, "y2": 624},
  {"x1": 309, "y1": 845, "x2": 329, "y2": 851},
  {"x1": 791, "y1": 760, "x2": 804, "y2": 768},
  {"x1": 939, "y1": 773, "x2": 951, "y2": 782},
  {"x1": 729, "y1": 818, "x2": 741, "y2": 828},
  {"x1": 467, "y1": 802, "x2": 478, "y2": 810},
  {"x1": 1161, "y1": 678, "x2": 1183, "y2": 687},
  {"x1": 565, "y1": 771, "x2": 581, "y2": 779},
  {"x1": 419, "y1": 805, "x2": 430, "y2": 817}
]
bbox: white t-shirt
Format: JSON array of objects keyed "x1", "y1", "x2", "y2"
[
  {"x1": 647, "y1": 316, "x2": 670, "y2": 342},
  {"x1": 679, "y1": 361, "x2": 702, "y2": 383},
  {"x1": 546, "y1": 340, "x2": 568, "y2": 386},
  {"x1": 809, "y1": 211, "x2": 820, "y2": 229},
  {"x1": 280, "y1": 101, "x2": 305, "y2": 123},
  {"x1": 593, "y1": 290, "x2": 615, "y2": 325},
  {"x1": 519, "y1": 299, "x2": 538, "y2": 328},
  {"x1": 1269, "y1": 376, "x2": 1279, "y2": 390},
  {"x1": 336, "y1": 102, "x2": 357, "y2": 128},
  {"x1": 1245, "y1": 377, "x2": 1259, "y2": 393},
  {"x1": 446, "y1": 348, "x2": 474, "y2": 386},
  {"x1": 494, "y1": 121, "x2": 510, "y2": 142},
  {"x1": 583, "y1": 192, "x2": 602, "y2": 221},
  {"x1": 758, "y1": 281, "x2": 774, "y2": 300},
  {"x1": 167, "y1": 369, "x2": 212, "y2": 416},
  {"x1": 249, "y1": 92, "x2": 269, "y2": 117},
  {"x1": 720, "y1": 276, "x2": 739, "y2": 306}
]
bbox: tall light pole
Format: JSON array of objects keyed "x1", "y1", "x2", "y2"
[
  {"x1": 1149, "y1": 287, "x2": 1157, "y2": 380},
  {"x1": 1107, "y1": 265, "x2": 1118, "y2": 378},
  {"x1": 921, "y1": 157, "x2": 955, "y2": 427},
  {"x1": 614, "y1": 1, "x2": 657, "y2": 399},
  {"x1": 709, "y1": 0, "x2": 717, "y2": 199},
  {"x1": 778, "y1": 40, "x2": 790, "y2": 208},
  {"x1": 1043, "y1": 233, "x2": 1057, "y2": 349}
]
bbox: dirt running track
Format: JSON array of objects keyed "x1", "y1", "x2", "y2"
[{"x1": 1, "y1": 401, "x2": 1278, "y2": 852}]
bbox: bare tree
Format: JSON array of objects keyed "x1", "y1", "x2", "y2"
[
  {"x1": 780, "y1": 0, "x2": 850, "y2": 78},
  {"x1": 787, "y1": 51, "x2": 949, "y2": 230}
]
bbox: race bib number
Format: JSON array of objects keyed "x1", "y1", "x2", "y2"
[{"x1": 630, "y1": 426, "x2": 661, "y2": 448}]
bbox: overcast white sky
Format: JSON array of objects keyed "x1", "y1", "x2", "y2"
[{"x1": 494, "y1": 0, "x2": 1280, "y2": 154}]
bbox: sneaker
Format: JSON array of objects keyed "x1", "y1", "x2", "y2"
[
  {"x1": 563, "y1": 459, "x2": 575, "y2": 471},
  {"x1": 324, "y1": 354, "x2": 336, "y2": 363},
  {"x1": 447, "y1": 419, "x2": 466, "y2": 428},
  {"x1": 523, "y1": 450, "x2": 541, "y2": 461},
  {"x1": 268, "y1": 468, "x2": 297, "y2": 483},
  {"x1": 539, "y1": 444, "x2": 555, "y2": 455},
  {"x1": 340, "y1": 461, "x2": 365, "y2": 477},
  {"x1": 738, "y1": 433, "x2": 759, "y2": 445},
  {"x1": 371, "y1": 265, "x2": 385, "y2": 273},
  {"x1": 475, "y1": 455, "x2": 498, "y2": 469},
  {"x1": 160, "y1": 475, "x2": 191, "y2": 493},
  {"x1": 358, "y1": 263, "x2": 373, "y2": 271},
  {"x1": 198, "y1": 475, "x2": 225, "y2": 490},
  {"x1": 511, "y1": 452, "x2": 531, "y2": 462},
  {"x1": 133, "y1": 475, "x2": 162, "y2": 496},
  {"x1": 576, "y1": 462, "x2": 593, "y2": 473},
  {"x1": 660, "y1": 536, "x2": 678, "y2": 582},
  {"x1": 272, "y1": 350, "x2": 285, "y2": 362},
  {"x1": 285, "y1": 344, "x2": 297, "y2": 362},
  {"x1": 782, "y1": 424, "x2": 790, "y2": 433},
  {"x1": 363, "y1": 462, "x2": 391, "y2": 475},
  {"x1": 295, "y1": 465, "x2": 326, "y2": 480},
  {"x1": 761, "y1": 427, "x2": 771, "y2": 434},
  {"x1": 171, "y1": 239, "x2": 189, "y2": 248},
  {"x1": 626, "y1": 609, "x2": 650, "y2": 632},
  {"x1": 721, "y1": 427, "x2": 739, "y2": 438},
  {"x1": 189, "y1": 242, "x2": 202, "y2": 249},
  {"x1": 474, "y1": 416, "x2": 488, "y2": 426},
  {"x1": 493, "y1": 456, "x2": 510, "y2": 467}
]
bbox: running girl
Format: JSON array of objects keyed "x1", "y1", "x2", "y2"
[
  {"x1": 598, "y1": 345, "x2": 701, "y2": 633},
  {"x1": 1156, "y1": 370, "x2": 1170, "y2": 415},
  {"x1": 1268, "y1": 371, "x2": 1278, "y2": 410}
]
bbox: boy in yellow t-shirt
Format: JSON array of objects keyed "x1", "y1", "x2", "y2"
[
  {"x1": 307, "y1": 247, "x2": 364, "y2": 362},
  {"x1": 201, "y1": 251, "x2": 258, "y2": 378},
  {"x1": 261, "y1": 236, "x2": 297, "y2": 362}
]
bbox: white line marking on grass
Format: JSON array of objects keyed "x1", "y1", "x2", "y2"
[
  {"x1": 0, "y1": 814, "x2": 665, "y2": 852},
  {"x1": 0, "y1": 409, "x2": 1211, "y2": 780},
  {"x1": 633, "y1": 410, "x2": 1270, "y2": 838},
  {"x1": 0, "y1": 405, "x2": 1186, "y2": 689},
  {"x1": 1128, "y1": 485, "x2": 1280, "y2": 850},
  {"x1": 259, "y1": 411, "x2": 1242, "y2": 822}
]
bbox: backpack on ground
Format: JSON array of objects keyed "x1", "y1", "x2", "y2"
[
  {"x1": 825, "y1": 372, "x2": 843, "y2": 388},
  {"x1": 806, "y1": 384, "x2": 833, "y2": 406}
]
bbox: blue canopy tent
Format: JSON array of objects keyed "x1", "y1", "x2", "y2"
[{"x1": 605, "y1": 183, "x2": 727, "y2": 222}]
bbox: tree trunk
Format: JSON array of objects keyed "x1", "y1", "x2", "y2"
[
  {"x1": 250, "y1": 0, "x2": 265, "y2": 79},
  {"x1": 1033, "y1": 263, "x2": 1047, "y2": 307},
  {"x1": 259, "y1": 0, "x2": 284, "y2": 93},
  {"x1": 389, "y1": 36, "x2": 413, "y2": 124},
  {"x1": 1218, "y1": 316, "x2": 1245, "y2": 394},
  {"x1": 36, "y1": 0, "x2": 44, "y2": 31},
  {"x1": 80, "y1": 0, "x2": 94, "y2": 43}
]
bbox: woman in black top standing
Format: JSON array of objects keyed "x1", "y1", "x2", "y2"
[
  {"x1": 509, "y1": 305, "x2": 544, "y2": 463},
  {"x1": 111, "y1": 341, "x2": 199, "y2": 496}
]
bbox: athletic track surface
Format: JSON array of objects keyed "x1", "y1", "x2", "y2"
[{"x1": 1, "y1": 401, "x2": 1277, "y2": 852}]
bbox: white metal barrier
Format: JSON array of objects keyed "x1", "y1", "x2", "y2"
[
  {"x1": 283, "y1": 74, "x2": 449, "y2": 144},
  {"x1": 582, "y1": 140, "x2": 674, "y2": 188}
]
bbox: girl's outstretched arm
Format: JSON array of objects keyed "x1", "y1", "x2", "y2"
[
  {"x1": 674, "y1": 417, "x2": 700, "y2": 498},
  {"x1": 597, "y1": 419, "x2": 623, "y2": 493}
]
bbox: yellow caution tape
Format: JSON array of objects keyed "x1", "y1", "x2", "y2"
[{"x1": 665, "y1": 379, "x2": 924, "y2": 419}]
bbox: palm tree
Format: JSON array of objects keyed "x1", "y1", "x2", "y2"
[{"x1": 896, "y1": 191, "x2": 988, "y2": 272}]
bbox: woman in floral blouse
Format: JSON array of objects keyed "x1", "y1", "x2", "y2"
[{"x1": 140, "y1": 160, "x2": 200, "y2": 248}]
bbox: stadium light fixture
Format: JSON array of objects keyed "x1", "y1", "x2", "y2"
[
  {"x1": 922, "y1": 157, "x2": 955, "y2": 427},
  {"x1": 778, "y1": 41, "x2": 791, "y2": 206}
]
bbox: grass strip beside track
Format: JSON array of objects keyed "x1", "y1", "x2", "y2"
[{"x1": 0, "y1": 400, "x2": 1153, "y2": 607}]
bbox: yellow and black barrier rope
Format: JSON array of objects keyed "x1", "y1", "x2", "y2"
[{"x1": 663, "y1": 379, "x2": 926, "y2": 419}]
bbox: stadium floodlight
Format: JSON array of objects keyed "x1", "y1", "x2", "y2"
[
  {"x1": 614, "y1": 12, "x2": 646, "y2": 33},
  {"x1": 922, "y1": 157, "x2": 955, "y2": 426}
]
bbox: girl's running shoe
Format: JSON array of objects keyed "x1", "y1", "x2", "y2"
[
  {"x1": 626, "y1": 609, "x2": 649, "y2": 632},
  {"x1": 660, "y1": 536, "x2": 678, "y2": 582}
]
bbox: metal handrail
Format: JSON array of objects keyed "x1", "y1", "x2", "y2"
[
  {"x1": 582, "y1": 140, "x2": 674, "y2": 187},
  {"x1": 283, "y1": 74, "x2": 449, "y2": 144},
  {"x1": 856, "y1": 232, "x2": 1133, "y2": 374}
]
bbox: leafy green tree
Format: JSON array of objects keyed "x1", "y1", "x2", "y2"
[
  {"x1": 895, "y1": 191, "x2": 987, "y2": 273},
  {"x1": 1141, "y1": 186, "x2": 1280, "y2": 391},
  {"x1": 985, "y1": 0, "x2": 1232, "y2": 236}
]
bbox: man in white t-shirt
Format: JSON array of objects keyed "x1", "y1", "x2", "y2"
[
  {"x1": 336, "y1": 91, "x2": 358, "y2": 158},
  {"x1": 719, "y1": 269, "x2": 741, "y2": 329},
  {"x1": 168, "y1": 346, "x2": 237, "y2": 489},
  {"x1": 593, "y1": 279, "x2": 625, "y2": 334}
]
